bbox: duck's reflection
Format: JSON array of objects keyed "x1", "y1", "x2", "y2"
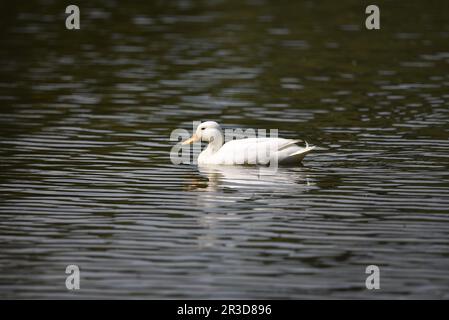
[
  {"x1": 191, "y1": 165, "x2": 314, "y2": 248},
  {"x1": 187, "y1": 165, "x2": 315, "y2": 207},
  {"x1": 195, "y1": 165, "x2": 313, "y2": 192},
  {"x1": 184, "y1": 166, "x2": 315, "y2": 248}
]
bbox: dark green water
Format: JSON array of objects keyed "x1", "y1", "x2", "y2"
[{"x1": 1, "y1": 0, "x2": 449, "y2": 298}]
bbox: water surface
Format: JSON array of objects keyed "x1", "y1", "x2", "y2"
[{"x1": 1, "y1": 0, "x2": 449, "y2": 299}]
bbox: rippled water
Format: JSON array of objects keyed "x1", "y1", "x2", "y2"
[{"x1": 1, "y1": 0, "x2": 449, "y2": 299}]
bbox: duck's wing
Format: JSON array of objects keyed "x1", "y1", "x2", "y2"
[{"x1": 215, "y1": 138, "x2": 314, "y2": 165}]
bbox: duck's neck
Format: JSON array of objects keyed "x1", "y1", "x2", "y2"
[{"x1": 205, "y1": 133, "x2": 224, "y2": 154}]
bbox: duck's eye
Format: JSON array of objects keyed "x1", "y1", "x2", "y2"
[{"x1": 201, "y1": 127, "x2": 205, "y2": 130}]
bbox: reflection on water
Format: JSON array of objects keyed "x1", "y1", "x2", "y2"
[
  {"x1": 190, "y1": 165, "x2": 313, "y2": 218},
  {"x1": 196, "y1": 165, "x2": 312, "y2": 191},
  {"x1": 1, "y1": 0, "x2": 449, "y2": 298}
]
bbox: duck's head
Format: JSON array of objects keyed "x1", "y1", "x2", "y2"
[{"x1": 182, "y1": 121, "x2": 223, "y2": 145}]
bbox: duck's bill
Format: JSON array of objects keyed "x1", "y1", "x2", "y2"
[{"x1": 182, "y1": 134, "x2": 200, "y2": 145}]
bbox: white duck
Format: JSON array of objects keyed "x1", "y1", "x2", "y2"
[{"x1": 182, "y1": 121, "x2": 315, "y2": 165}]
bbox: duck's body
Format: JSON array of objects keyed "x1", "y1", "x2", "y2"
[
  {"x1": 182, "y1": 121, "x2": 315, "y2": 166},
  {"x1": 197, "y1": 137, "x2": 314, "y2": 165}
]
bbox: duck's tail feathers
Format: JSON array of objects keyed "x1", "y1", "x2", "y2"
[
  {"x1": 279, "y1": 141, "x2": 316, "y2": 164},
  {"x1": 279, "y1": 139, "x2": 304, "y2": 151}
]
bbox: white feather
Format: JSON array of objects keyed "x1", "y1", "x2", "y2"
[{"x1": 188, "y1": 121, "x2": 315, "y2": 166}]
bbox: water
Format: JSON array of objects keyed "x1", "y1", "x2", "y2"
[{"x1": 1, "y1": 0, "x2": 449, "y2": 299}]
